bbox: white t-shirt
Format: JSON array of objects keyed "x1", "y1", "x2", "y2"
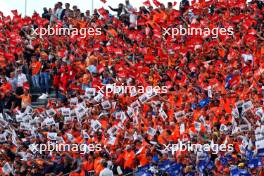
[
  {"x1": 55, "y1": 8, "x2": 64, "y2": 20},
  {"x1": 129, "y1": 12, "x2": 137, "y2": 27},
  {"x1": 17, "y1": 73, "x2": 27, "y2": 87},
  {"x1": 241, "y1": 53, "x2": 253, "y2": 62},
  {"x1": 99, "y1": 168, "x2": 113, "y2": 176}
]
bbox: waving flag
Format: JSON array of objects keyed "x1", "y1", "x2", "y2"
[
  {"x1": 152, "y1": 0, "x2": 161, "y2": 7},
  {"x1": 143, "y1": 0, "x2": 151, "y2": 7}
]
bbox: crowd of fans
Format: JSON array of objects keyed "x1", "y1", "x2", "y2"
[{"x1": 0, "y1": 0, "x2": 263, "y2": 175}]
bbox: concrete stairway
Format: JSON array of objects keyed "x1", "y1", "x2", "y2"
[{"x1": 30, "y1": 87, "x2": 56, "y2": 108}]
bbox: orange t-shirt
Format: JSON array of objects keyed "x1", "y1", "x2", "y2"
[
  {"x1": 123, "y1": 150, "x2": 136, "y2": 169},
  {"x1": 31, "y1": 61, "x2": 42, "y2": 75},
  {"x1": 94, "y1": 157, "x2": 103, "y2": 175},
  {"x1": 21, "y1": 94, "x2": 31, "y2": 108},
  {"x1": 137, "y1": 152, "x2": 149, "y2": 167},
  {"x1": 82, "y1": 160, "x2": 94, "y2": 172}
]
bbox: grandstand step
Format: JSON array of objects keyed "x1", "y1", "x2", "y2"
[
  {"x1": 48, "y1": 92, "x2": 57, "y2": 98},
  {"x1": 31, "y1": 90, "x2": 56, "y2": 101},
  {"x1": 31, "y1": 104, "x2": 47, "y2": 109},
  {"x1": 31, "y1": 100, "x2": 48, "y2": 109},
  {"x1": 30, "y1": 87, "x2": 42, "y2": 94},
  {"x1": 30, "y1": 90, "x2": 57, "y2": 108},
  {"x1": 32, "y1": 98, "x2": 48, "y2": 104}
]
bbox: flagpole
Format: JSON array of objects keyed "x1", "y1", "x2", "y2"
[
  {"x1": 92, "y1": 0, "x2": 94, "y2": 15},
  {"x1": 25, "y1": 0, "x2": 27, "y2": 16}
]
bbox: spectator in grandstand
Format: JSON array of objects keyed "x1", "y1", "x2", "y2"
[
  {"x1": 42, "y1": 7, "x2": 50, "y2": 20},
  {"x1": 7, "y1": 72, "x2": 17, "y2": 92},
  {"x1": 99, "y1": 161, "x2": 113, "y2": 176},
  {"x1": 61, "y1": 2, "x2": 71, "y2": 19},
  {"x1": 55, "y1": 2, "x2": 64, "y2": 20},
  {"x1": 108, "y1": 3, "x2": 127, "y2": 18},
  {"x1": 50, "y1": 3, "x2": 58, "y2": 22},
  {"x1": 179, "y1": 0, "x2": 189, "y2": 13},
  {"x1": 14, "y1": 88, "x2": 31, "y2": 111},
  {"x1": 30, "y1": 57, "x2": 41, "y2": 89},
  {"x1": 0, "y1": 0, "x2": 263, "y2": 175},
  {"x1": 16, "y1": 67, "x2": 28, "y2": 95},
  {"x1": 84, "y1": 10, "x2": 91, "y2": 22},
  {"x1": 125, "y1": 0, "x2": 133, "y2": 10}
]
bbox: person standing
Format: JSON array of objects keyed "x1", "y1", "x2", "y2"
[
  {"x1": 55, "y1": 2, "x2": 64, "y2": 20},
  {"x1": 99, "y1": 161, "x2": 113, "y2": 176},
  {"x1": 14, "y1": 89, "x2": 31, "y2": 111},
  {"x1": 30, "y1": 57, "x2": 42, "y2": 89},
  {"x1": 61, "y1": 3, "x2": 70, "y2": 19},
  {"x1": 16, "y1": 67, "x2": 28, "y2": 95},
  {"x1": 42, "y1": 7, "x2": 50, "y2": 20},
  {"x1": 39, "y1": 56, "x2": 50, "y2": 98}
]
